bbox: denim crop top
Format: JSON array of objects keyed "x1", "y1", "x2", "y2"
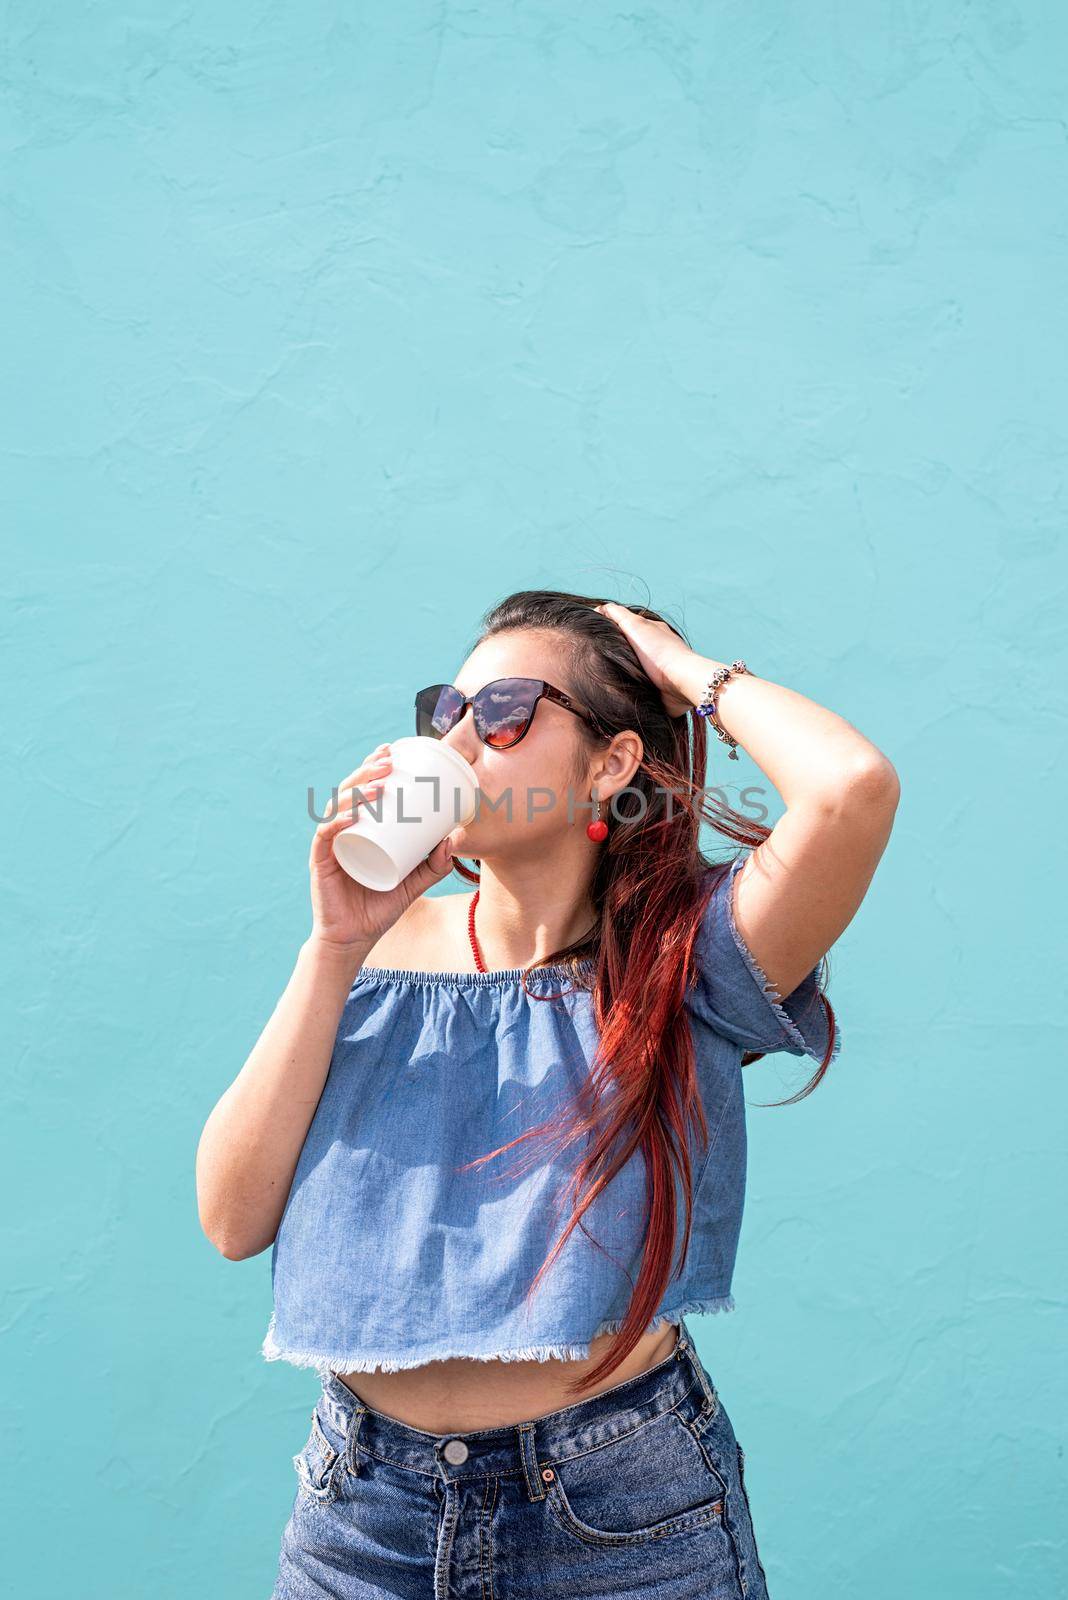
[{"x1": 261, "y1": 852, "x2": 841, "y2": 1376}]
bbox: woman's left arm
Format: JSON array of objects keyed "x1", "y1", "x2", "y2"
[{"x1": 595, "y1": 602, "x2": 901, "y2": 1002}]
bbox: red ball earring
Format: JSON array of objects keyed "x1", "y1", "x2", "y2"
[{"x1": 586, "y1": 792, "x2": 608, "y2": 842}]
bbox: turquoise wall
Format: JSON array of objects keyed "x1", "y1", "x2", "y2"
[{"x1": 5, "y1": 4, "x2": 1064, "y2": 1595}]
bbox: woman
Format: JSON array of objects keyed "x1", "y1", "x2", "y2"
[{"x1": 196, "y1": 590, "x2": 899, "y2": 1598}]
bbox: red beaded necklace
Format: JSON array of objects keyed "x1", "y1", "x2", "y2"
[{"x1": 467, "y1": 890, "x2": 489, "y2": 973}]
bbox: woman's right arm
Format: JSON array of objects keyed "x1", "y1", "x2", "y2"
[
  {"x1": 195, "y1": 931, "x2": 374, "y2": 1260},
  {"x1": 195, "y1": 740, "x2": 456, "y2": 1261}
]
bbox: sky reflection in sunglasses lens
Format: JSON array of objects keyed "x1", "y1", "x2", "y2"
[{"x1": 416, "y1": 679, "x2": 540, "y2": 749}]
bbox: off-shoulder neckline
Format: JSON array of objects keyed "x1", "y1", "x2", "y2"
[{"x1": 350, "y1": 958, "x2": 597, "y2": 990}]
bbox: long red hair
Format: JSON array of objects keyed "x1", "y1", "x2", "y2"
[{"x1": 449, "y1": 590, "x2": 838, "y2": 1394}]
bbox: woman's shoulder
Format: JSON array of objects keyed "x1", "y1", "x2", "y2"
[{"x1": 361, "y1": 889, "x2": 476, "y2": 975}]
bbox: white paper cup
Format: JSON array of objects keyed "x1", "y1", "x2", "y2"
[{"x1": 332, "y1": 736, "x2": 480, "y2": 892}]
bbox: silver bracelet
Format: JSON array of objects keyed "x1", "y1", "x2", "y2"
[{"x1": 694, "y1": 660, "x2": 749, "y2": 760}]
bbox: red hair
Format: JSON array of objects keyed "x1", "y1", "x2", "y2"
[{"x1": 449, "y1": 591, "x2": 838, "y2": 1395}]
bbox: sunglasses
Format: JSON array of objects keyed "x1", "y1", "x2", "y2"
[{"x1": 414, "y1": 677, "x2": 602, "y2": 751}]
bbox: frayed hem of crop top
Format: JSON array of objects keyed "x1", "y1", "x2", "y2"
[{"x1": 260, "y1": 1296, "x2": 736, "y2": 1376}]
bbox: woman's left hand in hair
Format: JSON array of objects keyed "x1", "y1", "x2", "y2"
[{"x1": 594, "y1": 602, "x2": 699, "y2": 718}]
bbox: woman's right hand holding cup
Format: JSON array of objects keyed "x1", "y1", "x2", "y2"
[{"x1": 308, "y1": 743, "x2": 455, "y2": 958}]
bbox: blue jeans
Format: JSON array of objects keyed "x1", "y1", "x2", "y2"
[{"x1": 270, "y1": 1318, "x2": 771, "y2": 1598}]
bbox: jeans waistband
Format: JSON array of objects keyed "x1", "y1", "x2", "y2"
[{"x1": 316, "y1": 1318, "x2": 720, "y2": 1501}]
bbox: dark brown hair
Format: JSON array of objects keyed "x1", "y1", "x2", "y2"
[{"x1": 450, "y1": 589, "x2": 837, "y2": 1394}]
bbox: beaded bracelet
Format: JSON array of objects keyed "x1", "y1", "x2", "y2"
[{"x1": 694, "y1": 659, "x2": 749, "y2": 760}]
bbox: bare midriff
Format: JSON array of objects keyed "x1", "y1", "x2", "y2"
[{"x1": 332, "y1": 1321, "x2": 680, "y2": 1434}]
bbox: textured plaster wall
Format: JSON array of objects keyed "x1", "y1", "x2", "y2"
[{"x1": 3, "y1": 4, "x2": 1065, "y2": 1596}]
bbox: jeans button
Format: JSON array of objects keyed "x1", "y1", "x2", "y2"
[{"x1": 442, "y1": 1438, "x2": 469, "y2": 1464}]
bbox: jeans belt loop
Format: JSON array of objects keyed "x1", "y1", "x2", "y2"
[
  {"x1": 344, "y1": 1404, "x2": 367, "y2": 1475},
  {"x1": 682, "y1": 1335, "x2": 718, "y2": 1422},
  {"x1": 516, "y1": 1420, "x2": 548, "y2": 1502}
]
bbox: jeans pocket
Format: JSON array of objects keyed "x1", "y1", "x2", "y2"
[
  {"x1": 292, "y1": 1407, "x2": 347, "y2": 1507},
  {"x1": 543, "y1": 1407, "x2": 726, "y2": 1547}
]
